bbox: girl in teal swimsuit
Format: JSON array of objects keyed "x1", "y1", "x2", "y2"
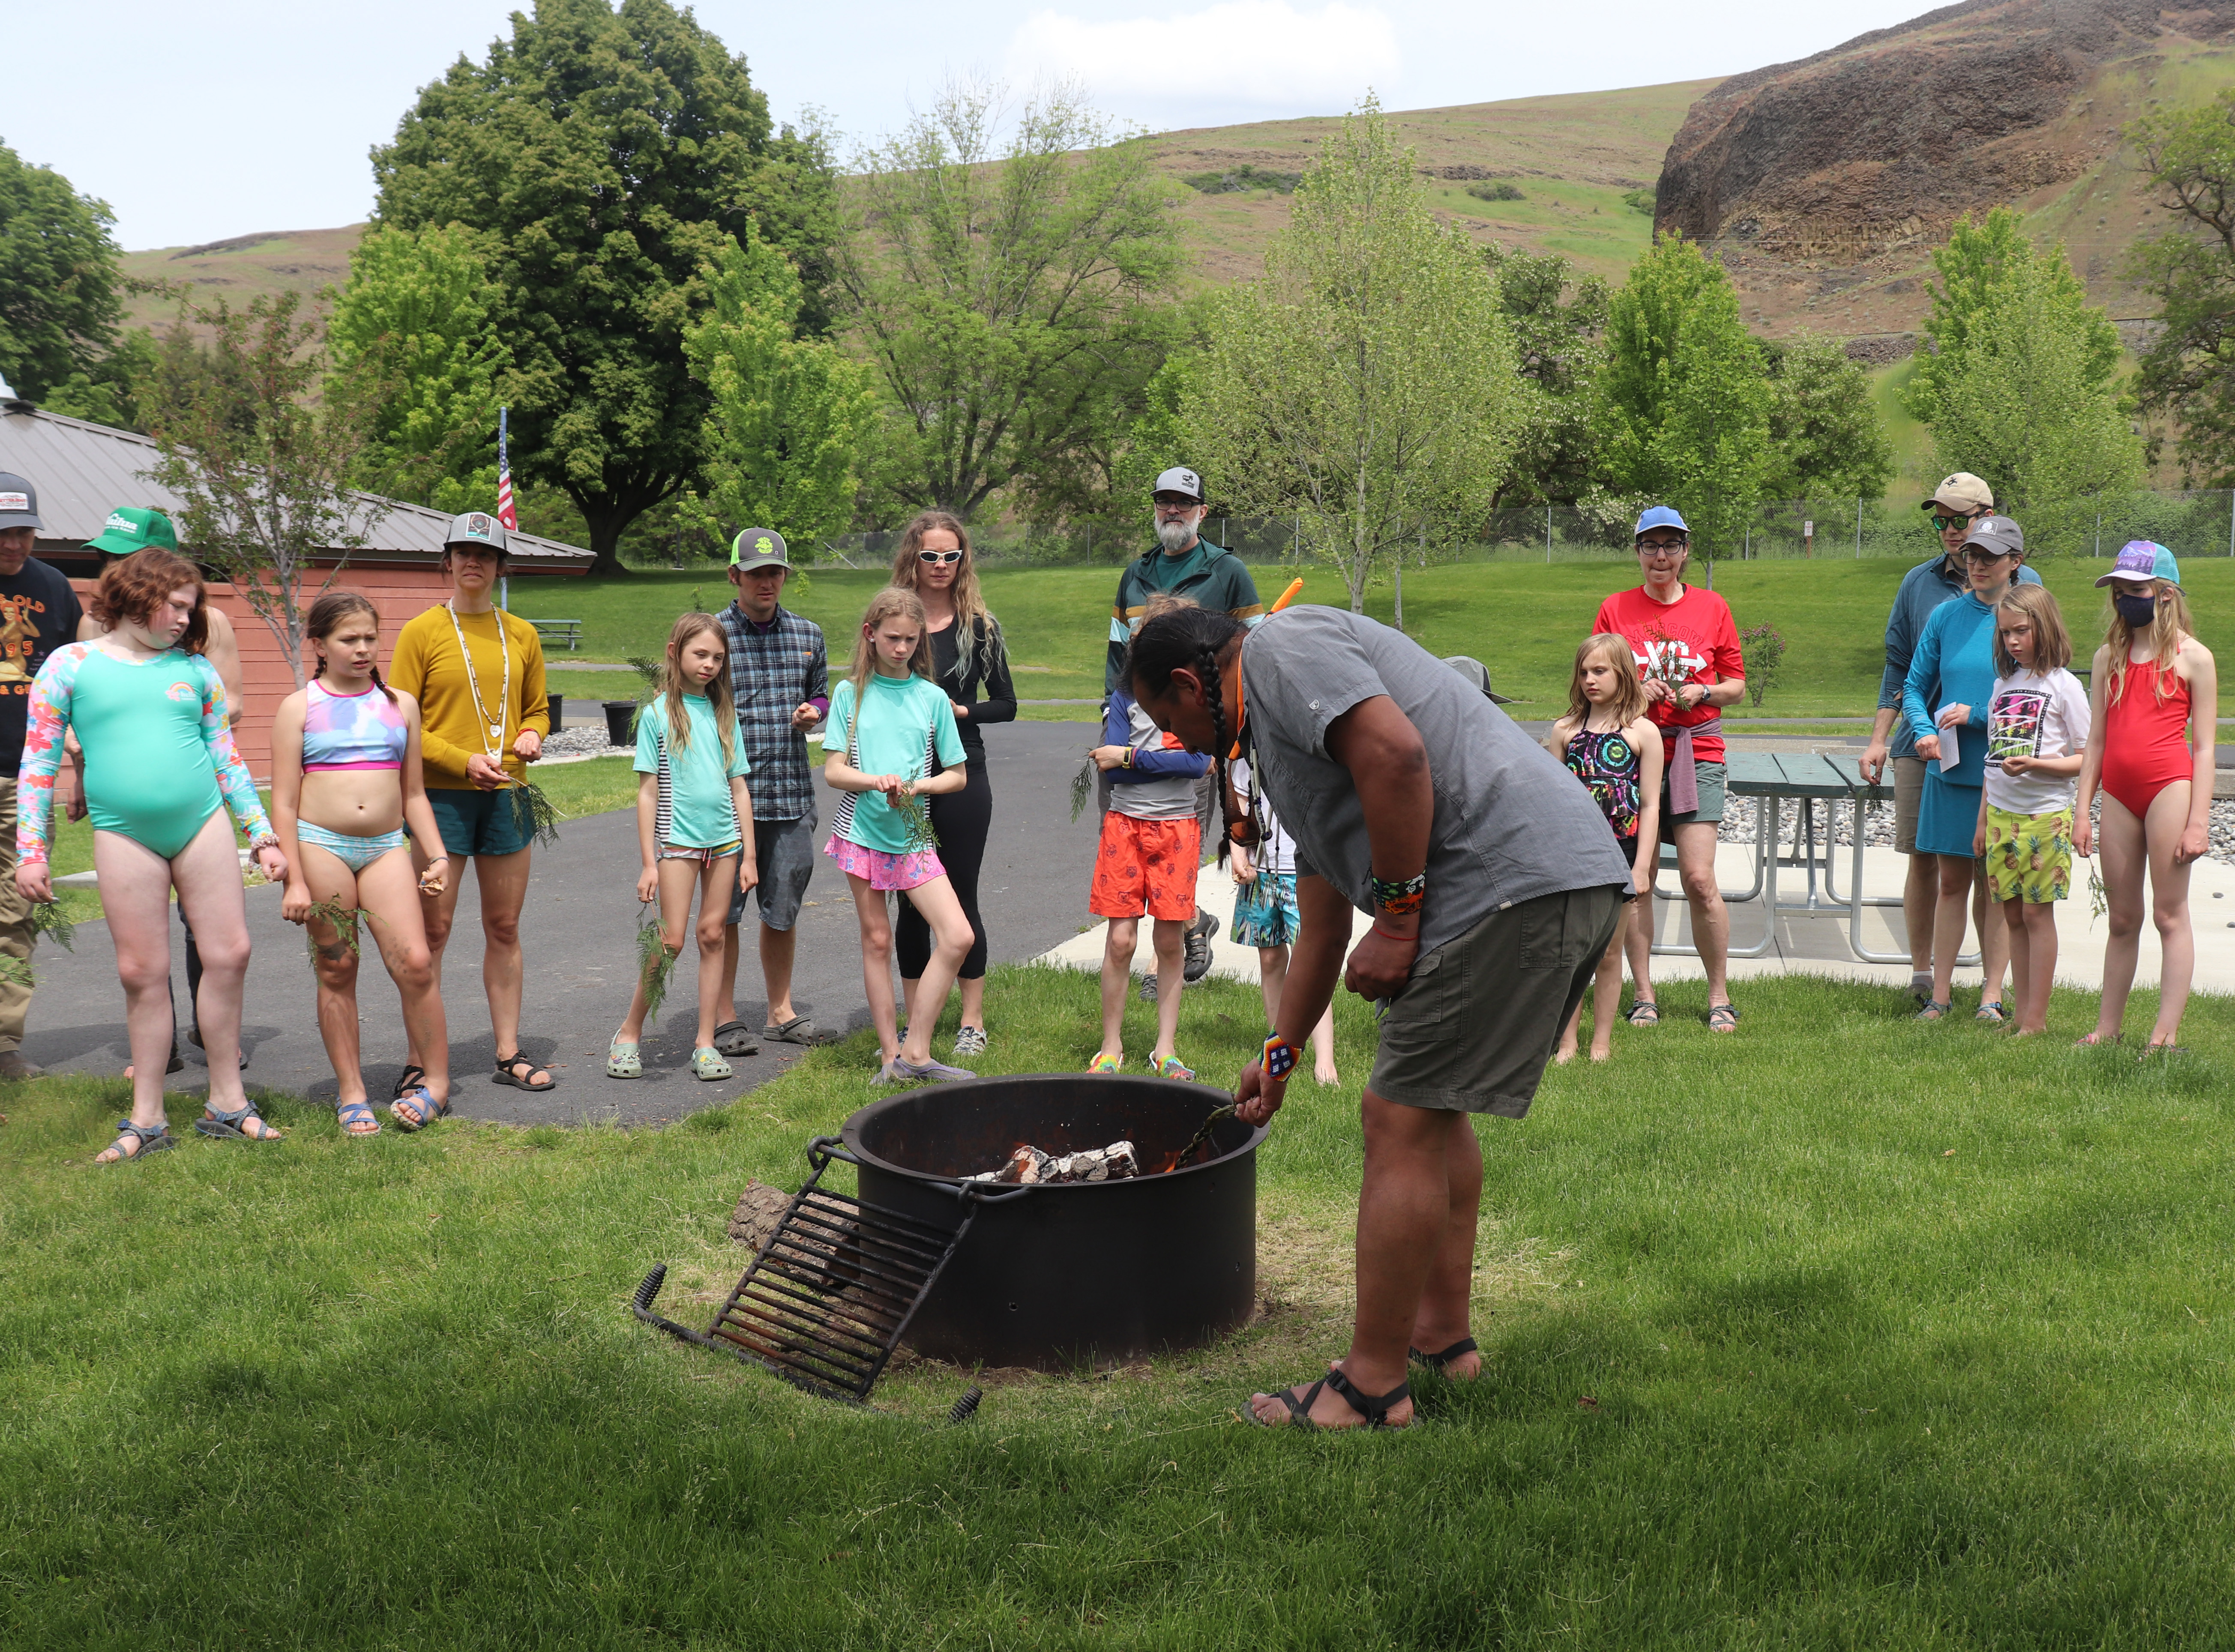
[
  {"x1": 15, "y1": 549, "x2": 291, "y2": 1163},
  {"x1": 270, "y1": 592, "x2": 454, "y2": 1137}
]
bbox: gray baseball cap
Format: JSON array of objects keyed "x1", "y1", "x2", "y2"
[
  {"x1": 1152, "y1": 466, "x2": 1204, "y2": 502},
  {"x1": 730, "y1": 527, "x2": 790, "y2": 570},
  {"x1": 1960, "y1": 515, "x2": 2025, "y2": 559},
  {"x1": 0, "y1": 472, "x2": 43, "y2": 532},
  {"x1": 443, "y1": 509, "x2": 509, "y2": 555}
]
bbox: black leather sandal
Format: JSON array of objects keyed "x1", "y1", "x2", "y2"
[
  {"x1": 492, "y1": 1052, "x2": 555, "y2": 1092},
  {"x1": 1249, "y1": 1364, "x2": 1412, "y2": 1430},
  {"x1": 1408, "y1": 1337, "x2": 1479, "y2": 1374}
]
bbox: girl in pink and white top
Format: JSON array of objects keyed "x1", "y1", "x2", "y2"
[{"x1": 270, "y1": 592, "x2": 452, "y2": 1137}]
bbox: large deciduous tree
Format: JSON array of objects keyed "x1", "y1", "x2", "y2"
[
  {"x1": 327, "y1": 223, "x2": 510, "y2": 513},
  {"x1": 1483, "y1": 244, "x2": 1609, "y2": 507},
  {"x1": 1597, "y1": 233, "x2": 1772, "y2": 560},
  {"x1": 2128, "y1": 93, "x2": 2235, "y2": 483},
  {"x1": 1761, "y1": 335, "x2": 1895, "y2": 502},
  {"x1": 834, "y1": 81, "x2": 1183, "y2": 523},
  {"x1": 0, "y1": 141, "x2": 128, "y2": 410},
  {"x1": 686, "y1": 225, "x2": 878, "y2": 555},
  {"x1": 1187, "y1": 99, "x2": 1518, "y2": 613},
  {"x1": 371, "y1": 0, "x2": 837, "y2": 574}
]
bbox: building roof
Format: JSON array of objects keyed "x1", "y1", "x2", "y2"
[{"x1": 0, "y1": 404, "x2": 593, "y2": 569}]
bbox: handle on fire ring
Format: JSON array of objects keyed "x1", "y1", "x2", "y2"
[{"x1": 806, "y1": 1134, "x2": 1037, "y2": 1205}]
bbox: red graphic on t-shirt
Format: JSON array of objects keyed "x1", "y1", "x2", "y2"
[{"x1": 1591, "y1": 584, "x2": 1744, "y2": 764}]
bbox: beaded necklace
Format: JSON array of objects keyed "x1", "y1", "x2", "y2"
[{"x1": 445, "y1": 601, "x2": 510, "y2": 756}]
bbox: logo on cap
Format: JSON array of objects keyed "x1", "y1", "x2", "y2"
[
  {"x1": 0, "y1": 493, "x2": 27, "y2": 513},
  {"x1": 2114, "y1": 544, "x2": 2157, "y2": 577},
  {"x1": 755, "y1": 536, "x2": 773, "y2": 555},
  {"x1": 104, "y1": 512, "x2": 141, "y2": 537},
  {"x1": 468, "y1": 513, "x2": 493, "y2": 538}
]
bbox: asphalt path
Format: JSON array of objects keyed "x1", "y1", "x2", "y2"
[{"x1": 21, "y1": 720, "x2": 1103, "y2": 1127}]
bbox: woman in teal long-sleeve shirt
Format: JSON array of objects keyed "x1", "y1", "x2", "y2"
[{"x1": 1902, "y1": 515, "x2": 2028, "y2": 1021}]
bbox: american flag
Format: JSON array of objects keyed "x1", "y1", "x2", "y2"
[{"x1": 495, "y1": 405, "x2": 518, "y2": 532}]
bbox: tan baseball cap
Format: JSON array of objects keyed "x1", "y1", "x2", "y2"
[{"x1": 1922, "y1": 473, "x2": 1993, "y2": 515}]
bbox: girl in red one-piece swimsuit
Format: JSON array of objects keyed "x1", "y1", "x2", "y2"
[{"x1": 2073, "y1": 542, "x2": 2219, "y2": 1052}]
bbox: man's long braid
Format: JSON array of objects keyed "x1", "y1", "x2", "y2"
[{"x1": 1197, "y1": 640, "x2": 1243, "y2": 865}]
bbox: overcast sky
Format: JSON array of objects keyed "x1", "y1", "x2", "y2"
[{"x1": 14, "y1": 0, "x2": 1935, "y2": 250}]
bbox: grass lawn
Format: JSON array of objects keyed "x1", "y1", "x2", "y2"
[
  {"x1": 512, "y1": 555, "x2": 2235, "y2": 726},
  {"x1": 6, "y1": 964, "x2": 2235, "y2": 1646}
]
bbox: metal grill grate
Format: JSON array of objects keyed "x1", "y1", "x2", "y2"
[{"x1": 631, "y1": 1138, "x2": 980, "y2": 1404}]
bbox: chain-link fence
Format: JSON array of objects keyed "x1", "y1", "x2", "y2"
[{"x1": 810, "y1": 490, "x2": 2235, "y2": 572}]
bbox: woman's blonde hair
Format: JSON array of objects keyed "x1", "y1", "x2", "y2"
[
  {"x1": 847, "y1": 586, "x2": 935, "y2": 704},
  {"x1": 658, "y1": 611, "x2": 738, "y2": 767},
  {"x1": 888, "y1": 510, "x2": 1005, "y2": 683},
  {"x1": 1567, "y1": 633, "x2": 1647, "y2": 727},
  {"x1": 1992, "y1": 584, "x2": 2072, "y2": 676},
  {"x1": 2104, "y1": 580, "x2": 2196, "y2": 707}
]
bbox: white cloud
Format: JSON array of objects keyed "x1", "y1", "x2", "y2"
[{"x1": 1007, "y1": 0, "x2": 1400, "y2": 110}]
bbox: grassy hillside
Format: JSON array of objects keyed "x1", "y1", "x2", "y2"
[
  {"x1": 509, "y1": 552, "x2": 2235, "y2": 722},
  {"x1": 114, "y1": 226, "x2": 361, "y2": 338}
]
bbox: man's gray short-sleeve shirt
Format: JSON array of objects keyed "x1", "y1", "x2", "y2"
[{"x1": 1240, "y1": 607, "x2": 1632, "y2": 955}]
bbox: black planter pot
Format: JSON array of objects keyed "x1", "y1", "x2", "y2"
[
  {"x1": 546, "y1": 692, "x2": 565, "y2": 733},
  {"x1": 602, "y1": 700, "x2": 635, "y2": 746},
  {"x1": 840, "y1": 1074, "x2": 1261, "y2": 1370}
]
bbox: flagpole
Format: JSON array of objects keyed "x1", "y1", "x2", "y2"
[{"x1": 497, "y1": 405, "x2": 514, "y2": 610}]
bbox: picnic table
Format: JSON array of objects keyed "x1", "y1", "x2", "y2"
[
  {"x1": 530, "y1": 618, "x2": 583, "y2": 652},
  {"x1": 1651, "y1": 750, "x2": 1926, "y2": 965}
]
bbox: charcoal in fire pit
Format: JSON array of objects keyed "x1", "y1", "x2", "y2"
[{"x1": 970, "y1": 1140, "x2": 1140, "y2": 1184}]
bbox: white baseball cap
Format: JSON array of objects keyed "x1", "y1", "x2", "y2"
[{"x1": 1152, "y1": 466, "x2": 1204, "y2": 502}]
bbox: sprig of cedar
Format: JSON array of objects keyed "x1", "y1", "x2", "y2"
[
  {"x1": 508, "y1": 780, "x2": 563, "y2": 848},
  {"x1": 889, "y1": 785, "x2": 940, "y2": 852},
  {"x1": 0, "y1": 901, "x2": 81, "y2": 987},
  {"x1": 636, "y1": 907, "x2": 680, "y2": 1027},
  {"x1": 304, "y1": 900, "x2": 377, "y2": 962},
  {"x1": 1069, "y1": 757, "x2": 1097, "y2": 822}
]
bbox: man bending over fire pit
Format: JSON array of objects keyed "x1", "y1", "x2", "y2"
[{"x1": 1129, "y1": 603, "x2": 1632, "y2": 1429}]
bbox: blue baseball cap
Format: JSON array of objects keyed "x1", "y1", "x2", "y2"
[
  {"x1": 1634, "y1": 505, "x2": 1689, "y2": 539},
  {"x1": 2095, "y1": 541, "x2": 2180, "y2": 588}
]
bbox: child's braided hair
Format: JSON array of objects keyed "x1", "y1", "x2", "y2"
[{"x1": 1123, "y1": 597, "x2": 1254, "y2": 860}]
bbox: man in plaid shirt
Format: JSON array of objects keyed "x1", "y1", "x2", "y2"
[{"x1": 713, "y1": 528, "x2": 829, "y2": 1056}]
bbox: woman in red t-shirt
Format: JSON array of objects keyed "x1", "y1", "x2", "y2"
[{"x1": 1589, "y1": 506, "x2": 1745, "y2": 1032}]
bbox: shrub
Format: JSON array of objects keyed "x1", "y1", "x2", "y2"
[
  {"x1": 1623, "y1": 187, "x2": 1657, "y2": 215},
  {"x1": 1740, "y1": 624, "x2": 1787, "y2": 707},
  {"x1": 1467, "y1": 181, "x2": 1525, "y2": 203},
  {"x1": 1182, "y1": 165, "x2": 1302, "y2": 195}
]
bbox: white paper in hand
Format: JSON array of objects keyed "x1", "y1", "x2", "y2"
[{"x1": 1938, "y1": 725, "x2": 1961, "y2": 772}]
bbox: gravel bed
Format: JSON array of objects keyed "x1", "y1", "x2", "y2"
[{"x1": 543, "y1": 726, "x2": 630, "y2": 758}]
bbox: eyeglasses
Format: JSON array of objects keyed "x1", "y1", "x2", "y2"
[
  {"x1": 1153, "y1": 497, "x2": 1200, "y2": 510},
  {"x1": 917, "y1": 550, "x2": 964, "y2": 566},
  {"x1": 1637, "y1": 542, "x2": 1687, "y2": 559},
  {"x1": 1962, "y1": 546, "x2": 2015, "y2": 564},
  {"x1": 1932, "y1": 513, "x2": 1980, "y2": 533}
]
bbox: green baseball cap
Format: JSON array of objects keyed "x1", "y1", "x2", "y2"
[
  {"x1": 85, "y1": 506, "x2": 178, "y2": 557},
  {"x1": 729, "y1": 527, "x2": 790, "y2": 570}
]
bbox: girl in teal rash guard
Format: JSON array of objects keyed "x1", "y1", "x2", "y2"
[{"x1": 15, "y1": 549, "x2": 290, "y2": 1164}]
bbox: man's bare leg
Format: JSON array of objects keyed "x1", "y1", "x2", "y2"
[{"x1": 1249, "y1": 1093, "x2": 1465, "y2": 1426}]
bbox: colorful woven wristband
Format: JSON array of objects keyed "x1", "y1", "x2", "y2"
[
  {"x1": 1370, "y1": 870, "x2": 1426, "y2": 915},
  {"x1": 1261, "y1": 1033, "x2": 1301, "y2": 1080}
]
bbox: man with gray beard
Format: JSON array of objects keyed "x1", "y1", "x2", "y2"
[{"x1": 1104, "y1": 467, "x2": 1264, "y2": 982}]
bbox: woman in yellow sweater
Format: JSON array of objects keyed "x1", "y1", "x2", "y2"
[{"x1": 388, "y1": 512, "x2": 554, "y2": 1093}]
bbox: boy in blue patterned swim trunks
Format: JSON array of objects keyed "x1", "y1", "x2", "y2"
[{"x1": 1229, "y1": 757, "x2": 1337, "y2": 1085}]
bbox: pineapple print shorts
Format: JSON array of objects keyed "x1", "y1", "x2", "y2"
[{"x1": 1982, "y1": 805, "x2": 2073, "y2": 904}]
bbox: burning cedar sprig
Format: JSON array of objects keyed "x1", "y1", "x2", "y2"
[
  {"x1": 507, "y1": 780, "x2": 563, "y2": 848},
  {"x1": 635, "y1": 908, "x2": 680, "y2": 1027},
  {"x1": 303, "y1": 900, "x2": 378, "y2": 963}
]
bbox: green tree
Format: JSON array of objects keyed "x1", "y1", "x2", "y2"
[
  {"x1": 142, "y1": 293, "x2": 386, "y2": 685},
  {"x1": 685, "y1": 225, "x2": 878, "y2": 556},
  {"x1": 1597, "y1": 233, "x2": 1772, "y2": 559},
  {"x1": 0, "y1": 142, "x2": 123, "y2": 403},
  {"x1": 1903, "y1": 207, "x2": 2118, "y2": 431},
  {"x1": 1483, "y1": 244, "x2": 1608, "y2": 506},
  {"x1": 833, "y1": 81, "x2": 1183, "y2": 522},
  {"x1": 1188, "y1": 100, "x2": 1519, "y2": 612},
  {"x1": 328, "y1": 224, "x2": 509, "y2": 512},
  {"x1": 371, "y1": 0, "x2": 838, "y2": 574},
  {"x1": 1924, "y1": 252, "x2": 2141, "y2": 512},
  {"x1": 2127, "y1": 93, "x2": 2235, "y2": 482},
  {"x1": 1761, "y1": 335, "x2": 1894, "y2": 501}
]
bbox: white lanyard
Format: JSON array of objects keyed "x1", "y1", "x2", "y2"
[{"x1": 445, "y1": 602, "x2": 511, "y2": 756}]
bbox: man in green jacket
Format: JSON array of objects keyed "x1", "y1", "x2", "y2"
[{"x1": 1106, "y1": 467, "x2": 1264, "y2": 981}]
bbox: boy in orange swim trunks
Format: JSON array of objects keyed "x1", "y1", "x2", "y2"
[{"x1": 1087, "y1": 684, "x2": 1209, "y2": 1077}]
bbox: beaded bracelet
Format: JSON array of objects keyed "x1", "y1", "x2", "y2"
[
  {"x1": 1370, "y1": 870, "x2": 1426, "y2": 915},
  {"x1": 1261, "y1": 1032, "x2": 1302, "y2": 1080}
]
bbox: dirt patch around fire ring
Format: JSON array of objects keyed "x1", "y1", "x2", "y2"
[{"x1": 663, "y1": 1188, "x2": 1579, "y2": 1425}]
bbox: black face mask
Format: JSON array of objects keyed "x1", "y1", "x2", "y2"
[{"x1": 2114, "y1": 592, "x2": 2158, "y2": 631}]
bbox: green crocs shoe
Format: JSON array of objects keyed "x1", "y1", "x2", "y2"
[
  {"x1": 607, "y1": 1038, "x2": 642, "y2": 1079},
  {"x1": 691, "y1": 1046, "x2": 734, "y2": 1082}
]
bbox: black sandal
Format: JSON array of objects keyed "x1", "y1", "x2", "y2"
[
  {"x1": 1249, "y1": 1364, "x2": 1411, "y2": 1430},
  {"x1": 392, "y1": 1064, "x2": 426, "y2": 1101},
  {"x1": 492, "y1": 1052, "x2": 555, "y2": 1092},
  {"x1": 1625, "y1": 1001, "x2": 1660, "y2": 1027},
  {"x1": 96, "y1": 1117, "x2": 177, "y2": 1164},
  {"x1": 1408, "y1": 1337, "x2": 1479, "y2": 1373}
]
